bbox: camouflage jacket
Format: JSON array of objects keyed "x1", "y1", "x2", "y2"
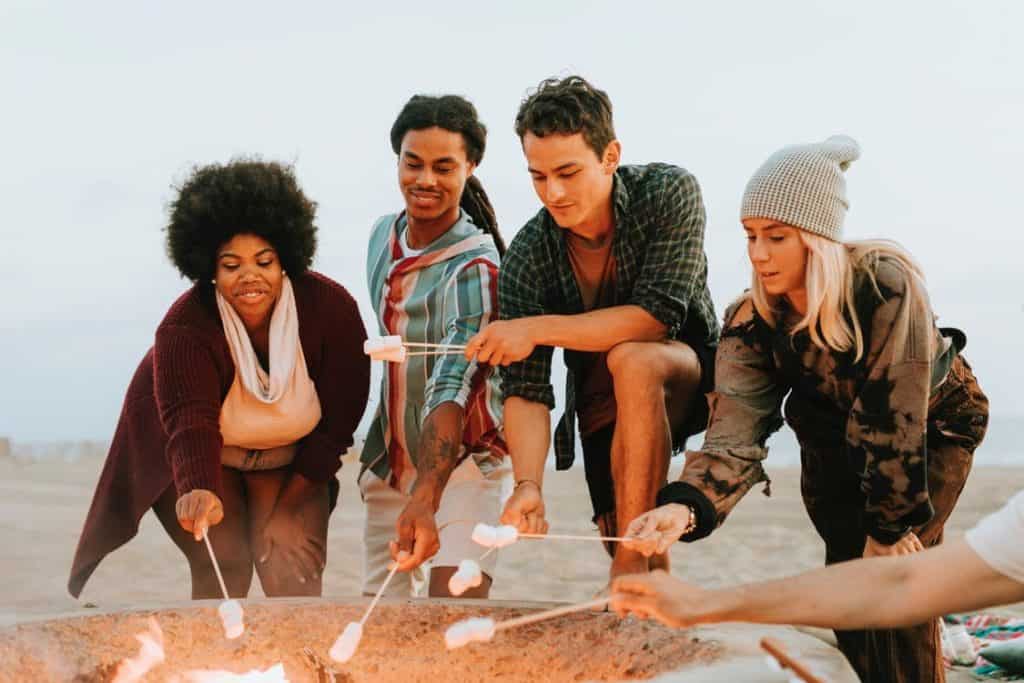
[{"x1": 671, "y1": 257, "x2": 959, "y2": 545}]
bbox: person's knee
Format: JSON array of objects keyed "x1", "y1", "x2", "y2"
[{"x1": 607, "y1": 342, "x2": 665, "y2": 386}]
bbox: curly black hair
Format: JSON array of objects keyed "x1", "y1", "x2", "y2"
[
  {"x1": 165, "y1": 159, "x2": 318, "y2": 284},
  {"x1": 515, "y1": 75, "x2": 616, "y2": 159}
]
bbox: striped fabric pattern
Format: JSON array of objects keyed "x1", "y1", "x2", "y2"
[{"x1": 362, "y1": 210, "x2": 506, "y2": 493}]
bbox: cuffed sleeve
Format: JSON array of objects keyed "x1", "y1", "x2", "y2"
[{"x1": 675, "y1": 298, "x2": 784, "y2": 532}]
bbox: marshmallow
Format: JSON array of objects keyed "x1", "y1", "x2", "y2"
[
  {"x1": 447, "y1": 559, "x2": 483, "y2": 596},
  {"x1": 363, "y1": 335, "x2": 403, "y2": 355},
  {"x1": 364, "y1": 336, "x2": 408, "y2": 363},
  {"x1": 493, "y1": 525, "x2": 519, "y2": 547},
  {"x1": 444, "y1": 617, "x2": 496, "y2": 650},
  {"x1": 329, "y1": 622, "x2": 363, "y2": 663},
  {"x1": 471, "y1": 523, "x2": 498, "y2": 547},
  {"x1": 470, "y1": 523, "x2": 518, "y2": 548},
  {"x1": 217, "y1": 599, "x2": 245, "y2": 640}
]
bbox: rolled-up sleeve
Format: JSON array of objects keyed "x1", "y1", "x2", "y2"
[
  {"x1": 423, "y1": 259, "x2": 500, "y2": 416},
  {"x1": 673, "y1": 299, "x2": 785, "y2": 538},
  {"x1": 497, "y1": 236, "x2": 556, "y2": 409},
  {"x1": 629, "y1": 170, "x2": 707, "y2": 337}
]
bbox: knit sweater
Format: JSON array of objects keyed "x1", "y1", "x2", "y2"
[{"x1": 68, "y1": 271, "x2": 370, "y2": 596}]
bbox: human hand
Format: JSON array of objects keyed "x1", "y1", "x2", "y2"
[
  {"x1": 499, "y1": 481, "x2": 548, "y2": 534},
  {"x1": 622, "y1": 504, "x2": 694, "y2": 556},
  {"x1": 610, "y1": 570, "x2": 710, "y2": 628},
  {"x1": 175, "y1": 489, "x2": 224, "y2": 541},
  {"x1": 390, "y1": 499, "x2": 440, "y2": 572},
  {"x1": 259, "y1": 503, "x2": 326, "y2": 584},
  {"x1": 464, "y1": 320, "x2": 537, "y2": 366},
  {"x1": 863, "y1": 531, "x2": 924, "y2": 558}
]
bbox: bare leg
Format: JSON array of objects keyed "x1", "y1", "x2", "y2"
[
  {"x1": 245, "y1": 468, "x2": 330, "y2": 597},
  {"x1": 152, "y1": 467, "x2": 253, "y2": 599},
  {"x1": 606, "y1": 340, "x2": 701, "y2": 579}
]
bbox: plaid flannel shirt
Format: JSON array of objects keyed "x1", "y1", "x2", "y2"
[{"x1": 499, "y1": 163, "x2": 719, "y2": 469}]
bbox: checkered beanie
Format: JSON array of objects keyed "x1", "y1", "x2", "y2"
[{"x1": 740, "y1": 135, "x2": 861, "y2": 241}]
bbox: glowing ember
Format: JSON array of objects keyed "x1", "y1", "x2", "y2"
[
  {"x1": 177, "y1": 663, "x2": 290, "y2": 682},
  {"x1": 112, "y1": 617, "x2": 165, "y2": 683}
]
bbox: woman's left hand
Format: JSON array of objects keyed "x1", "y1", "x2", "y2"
[
  {"x1": 863, "y1": 531, "x2": 924, "y2": 558},
  {"x1": 260, "y1": 504, "x2": 325, "y2": 584}
]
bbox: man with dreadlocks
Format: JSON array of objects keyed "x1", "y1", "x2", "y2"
[
  {"x1": 466, "y1": 76, "x2": 719, "y2": 584},
  {"x1": 361, "y1": 94, "x2": 510, "y2": 598}
]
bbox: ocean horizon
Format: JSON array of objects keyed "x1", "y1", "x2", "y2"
[{"x1": 4, "y1": 415, "x2": 1021, "y2": 468}]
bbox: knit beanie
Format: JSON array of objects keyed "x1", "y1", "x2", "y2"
[{"x1": 740, "y1": 135, "x2": 861, "y2": 242}]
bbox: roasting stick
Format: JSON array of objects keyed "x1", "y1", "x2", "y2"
[
  {"x1": 202, "y1": 528, "x2": 245, "y2": 639},
  {"x1": 201, "y1": 529, "x2": 230, "y2": 601},
  {"x1": 330, "y1": 553, "x2": 407, "y2": 663},
  {"x1": 519, "y1": 532, "x2": 635, "y2": 543},
  {"x1": 445, "y1": 597, "x2": 611, "y2": 649},
  {"x1": 760, "y1": 637, "x2": 824, "y2": 683},
  {"x1": 472, "y1": 523, "x2": 636, "y2": 548},
  {"x1": 402, "y1": 341, "x2": 466, "y2": 349}
]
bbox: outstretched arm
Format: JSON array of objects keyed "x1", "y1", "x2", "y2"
[{"x1": 612, "y1": 540, "x2": 1024, "y2": 631}]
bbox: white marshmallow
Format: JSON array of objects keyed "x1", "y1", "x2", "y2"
[
  {"x1": 492, "y1": 525, "x2": 519, "y2": 547},
  {"x1": 447, "y1": 559, "x2": 483, "y2": 596},
  {"x1": 471, "y1": 522, "x2": 499, "y2": 547},
  {"x1": 217, "y1": 600, "x2": 244, "y2": 640},
  {"x1": 363, "y1": 336, "x2": 403, "y2": 354},
  {"x1": 329, "y1": 622, "x2": 363, "y2": 663},
  {"x1": 444, "y1": 617, "x2": 496, "y2": 650},
  {"x1": 371, "y1": 346, "x2": 408, "y2": 363}
]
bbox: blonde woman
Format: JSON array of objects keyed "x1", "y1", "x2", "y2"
[{"x1": 620, "y1": 136, "x2": 988, "y2": 683}]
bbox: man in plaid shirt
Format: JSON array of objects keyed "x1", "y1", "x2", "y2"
[{"x1": 466, "y1": 76, "x2": 719, "y2": 581}]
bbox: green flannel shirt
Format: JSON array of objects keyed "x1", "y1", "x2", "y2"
[{"x1": 498, "y1": 163, "x2": 719, "y2": 469}]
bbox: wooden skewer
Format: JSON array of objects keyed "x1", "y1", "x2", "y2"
[
  {"x1": 405, "y1": 350, "x2": 466, "y2": 357},
  {"x1": 519, "y1": 532, "x2": 636, "y2": 543},
  {"x1": 360, "y1": 560, "x2": 401, "y2": 625},
  {"x1": 402, "y1": 342, "x2": 466, "y2": 349},
  {"x1": 201, "y1": 528, "x2": 231, "y2": 601},
  {"x1": 495, "y1": 597, "x2": 610, "y2": 632},
  {"x1": 760, "y1": 637, "x2": 824, "y2": 683}
]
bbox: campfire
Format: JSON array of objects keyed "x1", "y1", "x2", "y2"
[{"x1": 0, "y1": 598, "x2": 860, "y2": 682}]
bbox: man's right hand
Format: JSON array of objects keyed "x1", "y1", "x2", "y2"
[
  {"x1": 175, "y1": 489, "x2": 224, "y2": 541},
  {"x1": 391, "y1": 499, "x2": 440, "y2": 572},
  {"x1": 500, "y1": 481, "x2": 549, "y2": 535},
  {"x1": 610, "y1": 569, "x2": 709, "y2": 628}
]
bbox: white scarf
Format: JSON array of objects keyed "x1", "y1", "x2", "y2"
[{"x1": 215, "y1": 276, "x2": 321, "y2": 450}]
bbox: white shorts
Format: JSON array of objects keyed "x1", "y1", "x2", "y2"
[{"x1": 359, "y1": 455, "x2": 510, "y2": 596}]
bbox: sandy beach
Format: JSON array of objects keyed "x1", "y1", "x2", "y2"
[{"x1": 2, "y1": 452, "x2": 1022, "y2": 678}]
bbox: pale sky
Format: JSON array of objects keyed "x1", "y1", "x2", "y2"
[{"x1": 2, "y1": 1, "x2": 1021, "y2": 442}]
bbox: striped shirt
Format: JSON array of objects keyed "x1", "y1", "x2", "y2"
[{"x1": 362, "y1": 210, "x2": 506, "y2": 493}]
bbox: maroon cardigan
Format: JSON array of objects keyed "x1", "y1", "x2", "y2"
[{"x1": 68, "y1": 271, "x2": 370, "y2": 597}]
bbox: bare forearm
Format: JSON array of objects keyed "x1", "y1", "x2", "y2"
[
  {"x1": 706, "y1": 542, "x2": 1024, "y2": 630},
  {"x1": 505, "y1": 397, "x2": 551, "y2": 486},
  {"x1": 410, "y1": 401, "x2": 465, "y2": 510},
  {"x1": 528, "y1": 306, "x2": 667, "y2": 352}
]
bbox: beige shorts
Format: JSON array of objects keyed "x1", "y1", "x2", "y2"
[{"x1": 359, "y1": 455, "x2": 510, "y2": 596}]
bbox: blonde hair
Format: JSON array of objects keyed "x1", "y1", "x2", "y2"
[{"x1": 750, "y1": 234, "x2": 928, "y2": 362}]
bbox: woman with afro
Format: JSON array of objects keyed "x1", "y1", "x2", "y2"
[{"x1": 69, "y1": 159, "x2": 370, "y2": 599}]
